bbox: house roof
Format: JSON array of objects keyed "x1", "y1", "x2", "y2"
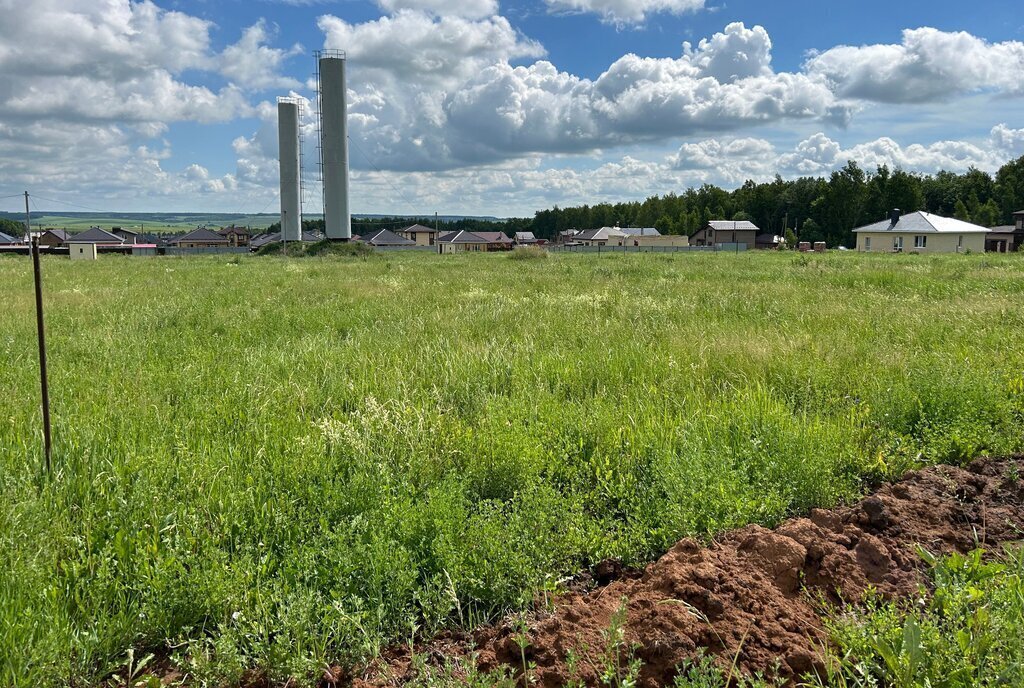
[
  {"x1": 218, "y1": 226, "x2": 251, "y2": 236},
  {"x1": 112, "y1": 227, "x2": 138, "y2": 235},
  {"x1": 69, "y1": 227, "x2": 124, "y2": 243},
  {"x1": 620, "y1": 227, "x2": 661, "y2": 236},
  {"x1": 439, "y1": 230, "x2": 488, "y2": 244},
  {"x1": 400, "y1": 223, "x2": 438, "y2": 234},
  {"x1": 474, "y1": 231, "x2": 513, "y2": 243},
  {"x1": 853, "y1": 211, "x2": 990, "y2": 234},
  {"x1": 170, "y1": 228, "x2": 229, "y2": 244},
  {"x1": 360, "y1": 228, "x2": 415, "y2": 246},
  {"x1": 706, "y1": 220, "x2": 760, "y2": 232},
  {"x1": 0, "y1": 231, "x2": 20, "y2": 244},
  {"x1": 576, "y1": 227, "x2": 628, "y2": 241},
  {"x1": 514, "y1": 231, "x2": 538, "y2": 241},
  {"x1": 40, "y1": 229, "x2": 70, "y2": 241}
]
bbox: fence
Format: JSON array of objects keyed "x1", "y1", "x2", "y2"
[{"x1": 548, "y1": 243, "x2": 747, "y2": 254}]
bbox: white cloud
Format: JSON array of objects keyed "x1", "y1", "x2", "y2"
[
  {"x1": 805, "y1": 27, "x2": 1024, "y2": 103},
  {"x1": 314, "y1": 21, "x2": 843, "y2": 171},
  {"x1": 776, "y1": 132, "x2": 1006, "y2": 176},
  {"x1": 376, "y1": 0, "x2": 498, "y2": 19},
  {"x1": 220, "y1": 20, "x2": 304, "y2": 91},
  {"x1": 544, "y1": 0, "x2": 705, "y2": 25},
  {"x1": 991, "y1": 124, "x2": 1024, "y2": 157}
]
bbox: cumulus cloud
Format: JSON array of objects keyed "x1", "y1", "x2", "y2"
[
  {"x1": 220, "y1": 20, "x2": 304, "y2": 90},
  {"x1": 544, "y1": 0, "x2": 705, "y2": 25},
  {"x1": 991, "y1": 124, "x2": 1024, "y2": 157},
  {"x1": 0, "y1": 0, "x2": 305, "y2": 203},
  {"x1": 376, "y1": 0, "x2": 498, "y2": 19},
  {"x1": 315, "y1": 20, "x2": 843, "y2": 171},
  {"x1": 776, "y1": 132, "x2": 1006, "y2": 176},
  {"x1": 805, "y1": 27, "x2": 1024, "y2": 103}
]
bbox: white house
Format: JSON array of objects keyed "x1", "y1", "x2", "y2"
[{"x1": 853, "y1": 210, "x2": 989, "y2": 253}]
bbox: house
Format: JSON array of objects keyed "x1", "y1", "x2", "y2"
[
  {"x1": 691, "y1": 220, "x2": 759, "y2": 247},
  {"x1": 397, "y1": 224, "x2": 439, "y2": 246},
  {"x1": 250, "y1": 230, "x2": 321, "y2": 251},
  {"x1": 68, "y1": 227, "x2": 126, "y2": 245},
  {"x1": 473, "y1": 231, "x2": 514, "y2": 251},
  {"x1": 853, "y1": 210, "x2": 989, "y2": 253},
  {"x1": 559, "y1": 229, "x2": 581, "y2": 243},
  {"x1": 438, "y1": 230, "x2": 490, "y2": 253},
  {"x1": 110, "y1": 227, "x2": 138, "y2": 244},
  {"x1": 0, "y1": 231, "x2": 21, "y2": 245},
  {"x1": 755, "y1": 233, "x2": 784, "y2": 250},
  {"x1": 986, "y1": 210, "x2": 1024, "y2": 252},
  {"x1": 218, "y1": 226, "x2": 251, "y2": 247},
  {"x1": 37, "y1": 229, "x2": 70, "y2": 247},
  {"x1": 168, "y1": 228, "x2": 231, "y2": 249},
  {"x1": 574, "y1": 227, "x2": 628, "y2": 246},
  {"x1": 620, "y1": 227, "x2": 661, "y2": 237},
  {"x1": 514, "y1": 231, "x2": 540, "y2": 245},
  {"x1": 359, "y1": 228, "x2": 416, "y2": 247}
]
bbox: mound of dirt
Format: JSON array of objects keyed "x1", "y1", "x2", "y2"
[{"x1": 353, "y1": 457, "x2": 1024, "y2": 687}]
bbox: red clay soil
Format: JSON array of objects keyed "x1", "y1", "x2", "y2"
[{"x1": 350, "y1": 457, "x2": 1024, "y2": 687}]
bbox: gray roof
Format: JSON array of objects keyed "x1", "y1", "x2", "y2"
[
  {"x1": 401, "y1": 224, "x2": 438, "y2": 234},
  {"x1": 706, "y1": 220, "x2": 760, "y2": 232},
  {"x1": 68, "y1": 227, "x2": 124, "y2": 243},
  {"x1": 620, "y1": 227, "x2": 661, "y2": 236},
  {"x1": 360, "y1": 228, "x2": 415, "y2": 246},
  {"x1": 853, "y1": 211, "x2": 990, "y2": 234},
  {"x1": 474, "y1": 231, "x2": 513, "y2": 243},
  {"x1": 0, "y1": 231, "x2": 20, "y2": 244},
  {"x1": 439, "y1": 230, "x2": 488, "y2": 244},
  {"x1": 40, "y1": 229, "x2": 70, "y2": 241},
  {"x1": 514, "y1": 231, "x2": 538, "y2": 241},
  {"x1": 170, "y1": 228, "x2": 229, "y2": 244}
]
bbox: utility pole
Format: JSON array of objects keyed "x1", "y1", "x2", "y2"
[
  {"x1": 282, "y1": 210, "x2": 287, "y2": 257},
  {"x1": 27, "y1": 192, "x2": 52, "y2": 474}
]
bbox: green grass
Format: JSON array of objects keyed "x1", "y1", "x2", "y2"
[
  {"x1": 1, "y1": 251, "x2": 1023, "y2": 686},
  {"x1": 815, "y1": 547, "x2": 1024, "y2": 687}
]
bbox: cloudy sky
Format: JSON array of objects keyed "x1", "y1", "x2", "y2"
[{"x1": 0, "y1": 0, "x2": 1022, "y2": 217}]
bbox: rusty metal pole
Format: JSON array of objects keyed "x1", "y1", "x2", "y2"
[{"x1": 28, "y1": 192, "x2": 52, "y2": 474}]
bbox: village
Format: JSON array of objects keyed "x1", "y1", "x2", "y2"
[{"x1": 2, "y1": 208, "x2": 1022, "y2": 259}]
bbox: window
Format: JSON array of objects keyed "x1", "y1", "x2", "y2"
[
  {"x1": 914, "y1": 235, "x2": 927, "y2": 249},
  {"x1": 893, "y1": 236, "x2": 904, "y2": 251},
  {"x1": 864, "y1": 236, "x2": 871, "y2": 251},
  {"x1": 958, "y1": 235, "x2": 963, "y2": 250}
]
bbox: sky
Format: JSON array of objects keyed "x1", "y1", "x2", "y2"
[{"x1": 0, "y1": 0, "x2": 1022, "y2": 217}]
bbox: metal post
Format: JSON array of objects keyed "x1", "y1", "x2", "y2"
[
  {"x1": 27, "y1": 192, "x2": 52, "y2": 474},
  {"x1": 282, "y1": 209, "x2": 287, "y2": 257}
]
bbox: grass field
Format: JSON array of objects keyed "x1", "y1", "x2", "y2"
[{"x1": 2, "y1": 250, "x2": 1023, "y2": 686}]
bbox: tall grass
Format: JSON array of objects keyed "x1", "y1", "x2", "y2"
[{"x1": 1, "y1": 251, "x2": 1023, "y2": 686}]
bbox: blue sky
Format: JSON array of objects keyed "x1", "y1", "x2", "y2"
[{"x1": 0, "y1": 0, "x2": 1022, "y2": 216}]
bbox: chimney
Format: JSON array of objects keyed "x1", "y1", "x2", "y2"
[{"x1": 889, "y1": 208, "x2": 901, "y2": 226}]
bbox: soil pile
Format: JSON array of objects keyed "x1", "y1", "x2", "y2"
[{"x1": 354, "y1": 457, "x2": 1024, "y2": 687}]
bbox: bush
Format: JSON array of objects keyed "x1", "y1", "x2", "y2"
[{"x1": 508, "y1": 246, "x2": 548, "y2": 260}]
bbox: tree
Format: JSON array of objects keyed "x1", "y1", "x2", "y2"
[
  {"x1": 995, "y1": 156, "x2": 1024, "y2": 224},
  {"x1": 0, "y1": 218, "x2": 24, "y2": 236},
  {"x1": 973, "y1": 199, "x2": 1002, "y2": 227},
  {"x1": 954, "y1": 199, "x2": 971, "y2": 222}
]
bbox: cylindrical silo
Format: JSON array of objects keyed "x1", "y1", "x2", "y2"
[
  {"x1": 319, "y1": 55, "x2": 351, "y2": 241},
  {"x1": 277, "y1": 99, "x2": 302, "y2": 242}
]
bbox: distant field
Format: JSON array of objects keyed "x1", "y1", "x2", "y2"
[{"x1": 2, "y1": 251, "x2": 1023, "y2": 686}]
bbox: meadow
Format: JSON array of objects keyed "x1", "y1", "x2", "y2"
[{"x1": 1, "y1": 250, "x2": 1023, "y2": 686}]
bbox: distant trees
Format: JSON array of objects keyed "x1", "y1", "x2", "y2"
[
  {"x1": 0, "y1": 218, "x2": 24, "y2": 236},
  {"x1": 523, "y1": 155, "x2": 1024, "y2": 247}
]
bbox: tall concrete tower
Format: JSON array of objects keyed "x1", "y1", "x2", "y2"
[
  {"x1": 317, "y1": 52, "x2": 351, "y2": 241},
  {"x1": 277, "y1": 98, "x2": 302, "y2": 242}
]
